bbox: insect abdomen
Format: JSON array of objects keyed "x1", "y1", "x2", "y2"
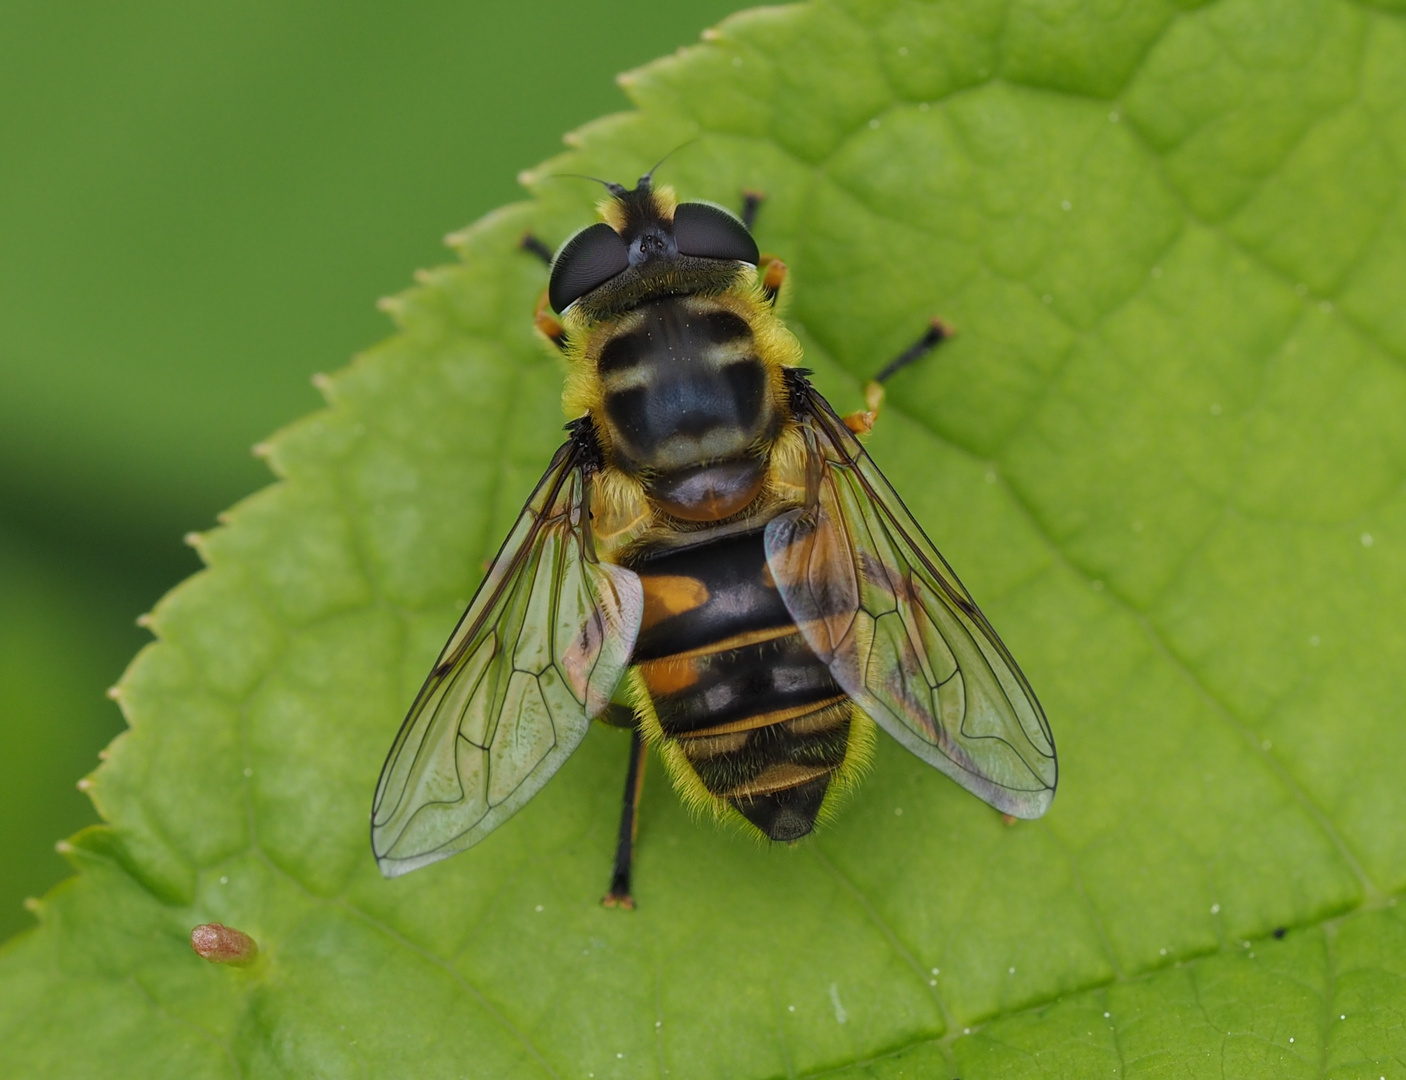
[{"x1": 627, "y1": 526, "x2": 856, "y2": 841}]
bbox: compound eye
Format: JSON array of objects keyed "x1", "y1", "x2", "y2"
[
  {"x1": 672, "y1": 202, "x2": 759, "y2": 264},
  {"x1": 549, "y1": 223, "x2": 630, "y2": 312}
]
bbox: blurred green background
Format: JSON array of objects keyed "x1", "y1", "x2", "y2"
[{"x1": 0, "y1": 0, "x2": 744, "y2": 942}]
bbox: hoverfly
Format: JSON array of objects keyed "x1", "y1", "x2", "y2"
[{"x1": 371, "y1": 168, "x2": 1056, "y2": 907}]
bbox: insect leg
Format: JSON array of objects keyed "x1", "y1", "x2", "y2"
[
  {"x1": 521, "y1": 232, "x2": 569, "y2": 351},
  {"x1": 519, "y1": 232, "x2": 554, "y2": 265},
  {"x1": 740, "y1": 190, "x2": 788, "y2": 308},
  {"x1": 740, "y1": 189, "x2": 765, "y2": 232},
  {"x1": 874, "y1": 318, "x2": 951, "y2": 385},
  {"x1": 602, "y1": 728, "x2": 647, "y2": 910},
  {"x1": 533, "y1": 289, "x2": 569, "y2": 352},
  {"x1": 597, "y1": 702, "x2": 637, "y2": 728},
  {"x1": 759, "y1": 257, "x2": 787, "y2": 307},
  {"x1": 843, "y1": 318, "x2": 951, "y2": 434}
]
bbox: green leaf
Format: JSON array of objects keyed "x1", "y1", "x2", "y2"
[{"x1": 6, "y1": 0, "x2": 1406, "y2": 1074}]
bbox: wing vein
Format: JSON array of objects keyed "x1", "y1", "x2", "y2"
[
  {"x1": 763, "y1": 377, "x2": 1056, "y2": 819},
  {"x1": 371, "y1": 431, "x2": 643, "y2": 876}
]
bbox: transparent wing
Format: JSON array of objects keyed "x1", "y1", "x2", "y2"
[
  {"x1": 765, "y1": 380, "x2": 1056, "y2": 817},
  {"x1": 372, "y1": 437, "x2": 643, "y2": 876}
]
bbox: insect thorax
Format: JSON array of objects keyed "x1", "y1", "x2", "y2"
[{"x1": 572, "y1": 288, "x2": 796, "y2": 524}]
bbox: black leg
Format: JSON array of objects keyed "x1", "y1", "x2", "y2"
[
  {"x1": 872, "y1": 318, "x2": 950, "y2": 384},
  {"x1": 741, "y1": 189, "x2": 764, "y2": 232},
  {"x1": 843, "y1": 318, "x2": 952, "y2": 434},
  {"x1": 519, "y1": 232, "x2": 554, "y2": 266},
  {"x1": 598, "y1": 703, "x2": 637, "y2": 728},
  {"x1": 602, "y1": 728, "x2": 647, "y2": 909}
]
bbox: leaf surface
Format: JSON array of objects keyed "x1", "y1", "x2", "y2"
[{"x1": 5, "y1": 0, "x2": 1406, "y2": 1075}]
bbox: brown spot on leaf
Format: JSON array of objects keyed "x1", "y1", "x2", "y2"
[{"x1": 190, "y1": 922, "x2": 259, "y2": 965}]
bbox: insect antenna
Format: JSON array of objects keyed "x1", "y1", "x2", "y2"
[
  {"x1": 636, "y1": 139, "x2": 697, "y2": 191},
  {"x1": 549, "y1": 172, "x2": 628, "y2": 197},
  {"x1": 542, "y1": 141, "x2": 697, "y2": 200}
]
